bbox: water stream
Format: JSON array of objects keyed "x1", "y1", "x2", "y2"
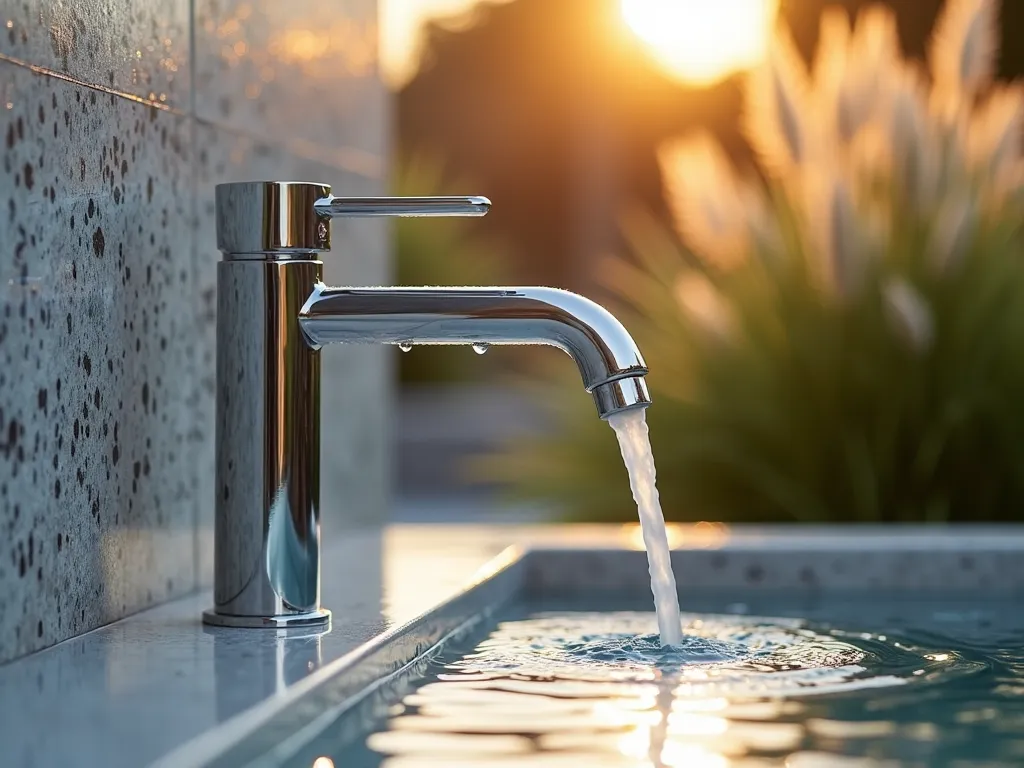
[{"x1": 607, "y1": 409, "x2": 682, "y2": 646}]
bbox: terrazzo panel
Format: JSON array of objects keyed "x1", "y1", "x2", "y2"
[{"x1": 0, "y1": 0, "x2": 388, "y2": 662}]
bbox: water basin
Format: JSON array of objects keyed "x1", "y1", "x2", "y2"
[{"x1": 187, "y1": 546, "x2": 1024, "y2": 768}]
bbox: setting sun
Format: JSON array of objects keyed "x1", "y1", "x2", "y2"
[{"x1": 621, "y1": 0, "x2": 778, "y2": 85}]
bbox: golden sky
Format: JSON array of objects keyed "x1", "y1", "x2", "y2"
[
  {"x1": 380, "y1": 0, "x2": 776, "y2": 89},
  {"x1": 379, "y1": 0, "x2": 512, "y2": 88}
]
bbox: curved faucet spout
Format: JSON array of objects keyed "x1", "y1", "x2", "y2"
[{"x1": 298, "y1": 285, "x2": 652, "y2": 419}]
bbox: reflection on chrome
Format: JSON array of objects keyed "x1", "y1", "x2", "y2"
[{"x1": 203, "y1": 622, "x2": 325, "y2": 722}]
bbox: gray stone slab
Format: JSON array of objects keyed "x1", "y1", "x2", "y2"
[
  {"x1": 0, "y1": 62, "x2": 196, "y2": 662},
  {"x1": 0, "y1": 0, "x2": 390, "y2": 667},
  {"x1": 0, "y1": 0, "x2": 190, "y2": 107}
]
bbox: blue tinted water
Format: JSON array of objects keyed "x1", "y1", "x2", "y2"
[{"x1": 289, "y1": 595, "x2": 1024, "y2": 767}]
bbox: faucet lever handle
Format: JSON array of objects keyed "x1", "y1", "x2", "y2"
[
  {"x1": 314, "y1": 195, "x2": 491, "y2": 218},
  {"x1": 215, "y1": 182, "x2": 490, "y2": 257}
]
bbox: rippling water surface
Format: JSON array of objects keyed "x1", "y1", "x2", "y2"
[{"x1": 297, "y1": 598, "x2": 1024, "y2": 767}]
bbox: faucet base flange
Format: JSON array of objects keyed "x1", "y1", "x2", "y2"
[{"x1": 201, "y1": 608, "x2": 332, "y2": 629}]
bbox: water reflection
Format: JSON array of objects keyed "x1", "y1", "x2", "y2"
[
  {"x1": 205, "y1": 623, "x2": 326, "y2": 722},
  {"x1": 370, "y1": 678, "x2": 747, "y2": 766},
  {"x1": 345, "y1": 609, "x2": 1000, "y2": 767}
]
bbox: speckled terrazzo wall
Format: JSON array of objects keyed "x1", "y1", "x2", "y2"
[{"x1": 0, "y1": 0, "x2": 389, "y2": 663}]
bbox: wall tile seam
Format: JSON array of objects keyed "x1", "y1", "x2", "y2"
[
  {"x1": 0, "y1": 52, "x2": 184, "y2": 114},
  {"x1": 0, "y1": 55, "x2": 382, "y2": 179},
  {"x1": 189, "y1": 0, "x2": 202, "y2": 593}
]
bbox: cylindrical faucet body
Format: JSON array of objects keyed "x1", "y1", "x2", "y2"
[
  {"x1": 205, "y1": 182, "x2": 331, "y2": 627},
  {"x1": 206, "y1": 258, "x2": 327, "y2": 627}
]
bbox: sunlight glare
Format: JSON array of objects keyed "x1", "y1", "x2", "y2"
[
  {"x1": 621, "y1": 0, "x2": 777, "y2": 85},
  {"x1": 380, "y1": 0, "x2": 513, "y2": 87}
]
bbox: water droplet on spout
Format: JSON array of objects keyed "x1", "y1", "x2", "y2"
[
  {"x1": 472, "y1": 343, "x2": 489, "y2": 355},
  {"x1": 398, "y1": 342, "x2": 412, "y2": 353}
]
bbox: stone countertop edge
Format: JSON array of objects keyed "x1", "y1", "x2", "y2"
[
  {"x1": 153, "y1": 524, "x2": 1024, "y2": 768},
  {"x1": 0, "y1": 523, "x2": 1022, "y2": 768}
]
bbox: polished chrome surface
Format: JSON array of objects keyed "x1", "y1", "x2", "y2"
[
  {"x1": 205, "y1": 623, "x2": 328, "y2": 724},
  {"x1": 205, "y1": 258, "x2": 327, "y2": 628},
  {"x1": 592, "y1": 376, "x2": 651, "y2": 416},
  {"x1": 216, "y1": 181, "x2": 332, "y2": 256},
  {"x1": 215, "y1": 182, "x2": 490, "y2": 258},
  {"x1": 298, "y1": 285, "x2": 649, "y2": 415},
  {"x1": 202, "y1": 608, "x2": 331, "y2": 629},
  {"x1": 211, "y1": 181, "x2": 652, "y2": 627},
  {"x1": 314, "y1": 195, "x2": 491, "y2": 218}
]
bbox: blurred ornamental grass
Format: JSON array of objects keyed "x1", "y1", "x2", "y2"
[{"x1": 475, "y1": 0, "x2": 1024, "y2": 523}]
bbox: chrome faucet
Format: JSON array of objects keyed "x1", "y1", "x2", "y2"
[{"x1": 204, "y1": 181, "x2": 651, "y2": 628}]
